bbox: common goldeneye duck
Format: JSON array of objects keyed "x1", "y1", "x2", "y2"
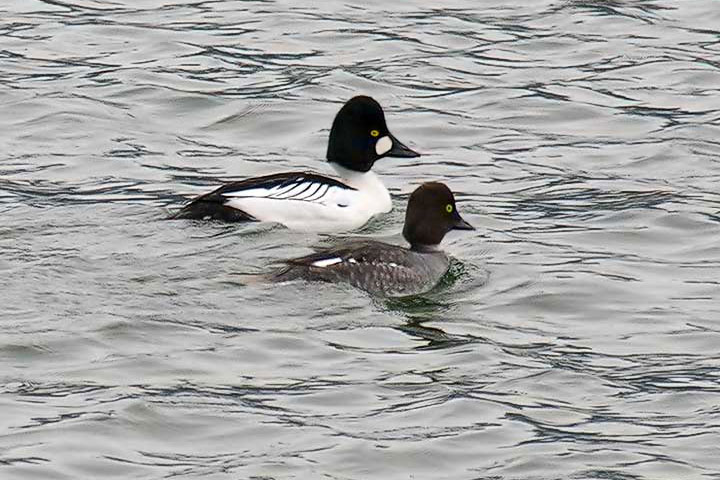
[
  {"x1": 271, "y1": 182, "x2": 475, "y2": 297},
  {"x1": 172, "y1": 96, "x2": 420, "y2": 232}
]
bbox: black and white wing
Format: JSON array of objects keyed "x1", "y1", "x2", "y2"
[{"x1": 172, "y1": 172, "x2": 356, "y2": 222}]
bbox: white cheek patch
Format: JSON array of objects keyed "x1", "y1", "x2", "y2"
[
  {"x1": 312, "y1": 257, "x2": 342, "y2": 268},
  {"x1": 375, "y1": 136, "x2": 392, "y2": 156}
]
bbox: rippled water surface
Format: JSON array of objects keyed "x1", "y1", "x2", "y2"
[{"x1": 2, "y1": 0, "x2": 720, "y2": 478}]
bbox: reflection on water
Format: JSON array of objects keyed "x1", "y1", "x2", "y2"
[{"x1": 1, "y1": 0, "x2": 720, "y2": 479}]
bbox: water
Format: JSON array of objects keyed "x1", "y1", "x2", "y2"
[{"x1": 2, "y1": 0, "x2": 720, "y2": 478}]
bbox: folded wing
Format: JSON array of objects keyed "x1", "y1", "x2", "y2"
[{"x1": 172, "y1": 172, "x2": 356, "y2": 222}]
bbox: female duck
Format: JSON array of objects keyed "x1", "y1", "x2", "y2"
[{"x1": 271, "y1": 182, "x2": 474, "y2": 297}]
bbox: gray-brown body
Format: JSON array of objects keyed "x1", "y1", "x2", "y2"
[{"x1": 272, "y1": 240, "x2": 450, "y2": 297}]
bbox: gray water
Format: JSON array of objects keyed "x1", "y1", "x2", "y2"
[{"x1": 2, "y1": 1, "x2": 720, "y2": 479}]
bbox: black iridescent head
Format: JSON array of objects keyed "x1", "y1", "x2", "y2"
[
  {"x1": 402, "y1": 182, "x2": 474, "y2": 250},
  {"x1": 326, "y1": 95, "x2": 420, "y2": 172}
]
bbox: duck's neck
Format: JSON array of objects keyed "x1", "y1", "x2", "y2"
[
  {"x1": 329, "y1": 163, "x2": 381, "y2": 189},
  {"x1": 409, "y1": 242, "x2": 441, "y2": 253}
]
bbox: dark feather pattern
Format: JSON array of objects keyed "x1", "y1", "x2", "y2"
[
  {"x1": 272, "y1": 241, "x2": 450, "y2": 297},
  {"x1": 268, "y1": 182, "x2": 474, "y2": 296}
]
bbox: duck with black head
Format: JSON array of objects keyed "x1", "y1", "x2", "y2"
[{"x1": 171, "y1": 96, "x2": 420, "y2": 233}]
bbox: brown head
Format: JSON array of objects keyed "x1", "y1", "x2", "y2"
[{"x1": 402, "y1": 182, "x2": 474, "y2": 251}]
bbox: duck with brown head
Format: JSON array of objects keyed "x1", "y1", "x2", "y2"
[{"x1": 271, "y1": 182, "x2": 474, "y2": 297}]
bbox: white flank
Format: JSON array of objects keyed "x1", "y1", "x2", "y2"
[
  {"x1": 219, "y1": 165, "x2": 391, "y2": 233},
  {"x1": 375, "y1": 136, "x2": 392, "y2": 155},
  {"x1": 348, "y1": 258, "x2": 357, "y2": 264},
  {"x1": 312, "y1": 257, "x2": 342, "y2": 268}
]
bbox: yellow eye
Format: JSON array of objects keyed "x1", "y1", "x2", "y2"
[
  {"x1": 370, "y1": 129, "x2": 379, "y2": 137},
  {"x1": 446, "y1": 204, "x2": 453, "y2": 213}
]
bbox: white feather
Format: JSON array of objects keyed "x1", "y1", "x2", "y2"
[
  {"x1": 222, "y1": 166, "x2": 391, "y2": 233},
  {"x1": 303, "y1": 183, "x2": 329, "y2": 201},
  {"x1": 375, "y1": 136, "x2": 392, "y2": 156},
  {"x1": 273, "y1": 182, "x2": 311, "y2": 199},
  {"x1": 312, "y1": 258, "x2": 342, "y2": 267}
]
